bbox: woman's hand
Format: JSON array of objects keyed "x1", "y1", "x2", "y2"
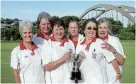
[
  {"x1": 102, "y1": 41, "x2": 125, "y2": 65},
  {"x1": 63, "y1": 52, "x2": 72, "y2": 61},
  {"x1": 116, "y1": 73, "x2": 122, "y2": 81},
  {"x1": 101, "y1": 41, "x2": 116, "y2": 53},
  {"x1": 79, "y1": 51, "x2": 85, "y2": 58},
  {"x1": 44, "y1": 52, "x2": 72, "y2": 71}
]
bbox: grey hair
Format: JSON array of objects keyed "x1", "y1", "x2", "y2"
[
  {"x1": 97, "y1": 17, "x2": 113, "y2": 35},
  {"x1": 68, "y1": 20, "x2": 79, "y2": 28},
  {"x1": 19, "y1": 20, "x2": 33, "y2": 35},
  {"x1": 37, "y1": 12, "x2": 52, "y2": 26}
]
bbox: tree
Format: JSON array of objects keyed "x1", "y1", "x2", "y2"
[
  {"x1": 52, "y1": 16, "x2": 60, "y2": 22},
  {"x1": 60, "y1": 16, "x2": 79, "y2": 28},
  {"x1": 117, "y1": 28, "x2": 135, "y2": 40},
  {"x1": 116, "y1": 23, "x2": 135, "y2": 40},
  {"x1": 127, "y1": 24, "x2": 135, "y2": 34},
  {"x1": 78, "y1": 20, "x2": 85, "y2": 34},
  {"x1": 105, "y1": 18, "x2": 123, "y2": 35},
  {"x1": 0, "y1": 17, "x2": 135, "y2": 41}
]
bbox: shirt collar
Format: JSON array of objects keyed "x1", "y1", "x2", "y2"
[
  {"x1": 102, "y1": 35, "x2": 108, "y2": 41},
  {"x1": 69, "y1": 36, "x2": 78, "y2": 48},
  {"x1": 80, "y1": 37, "x2": 96, "y2": 50},
  {"x1": 20, "y1": 42, "x2": 38, "y2": 50},
  {"x1": 20, "y1": 42, "x2": 38, "y2": 55},
  {"x1": 37, "y1": 30, "x2": 50, "y2": 40},
  {"x1": 80, "y1": 37, "x2": 96, "y2": 45},
  {"x1": 51, "y1": 34, "x2": 69, "y2": 47}
]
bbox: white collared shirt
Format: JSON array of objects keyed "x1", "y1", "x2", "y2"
[
  {"x1": 10, "y1": 46, "x2": 45, "y2": 84},
  {"x1": 41, "y1": 39, "x2": 75, "y2": 83},
  {"x1": 33, "y1": 34, "x2": 51, "y2": 50},
  {"x1": 104, "y1": 35, "x2": 126, "y2": 83},
  {"x1": 68, "y1": 34, "x2": 84, "y2": 50},
  {"x1": 76, "y1": 38, "x2": 115, "y2": 83},
  {"x1": 33, "y1": 34, "x2": 44, "y2": 46}
]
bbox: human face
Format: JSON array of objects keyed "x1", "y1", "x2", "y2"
[
  {"x1": 84, "y1": 22, "x2": 97, "y2": 39},
  {"x1": 98, "y1": 22, "x2": 109, "y2": 39},
  {"x1": 53, "y1": 25, "x2": 65, "y2": 40},
  {"x1": 39, "y1": 18, "x2": 51, "y2": 34},
  {"x1": 21, "y1": 28, "x2": 33, "y2": 43},
  {"x1": 68, "y1": 22, "x2": 79, "y2": 37}
]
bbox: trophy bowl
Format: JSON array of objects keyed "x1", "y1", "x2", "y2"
[{"x1": 70, "y1": 54, "x2": 82, "y2": 82}]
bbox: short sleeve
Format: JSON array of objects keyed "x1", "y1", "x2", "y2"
[
  {"x1": 113, "y1": 37, "x2": 126, "y2": 58},
  {"x1": 41, "y1": 41, "x2": 52, "y2": 65},
  {"x1": 97, "y1": 39, "x2": 115, "y2": 63},
  {"x1": 102, "y1": 49, "x2": 115, "y2": 63},
  {"x1": 10, "y1": 47, "x2": 19, "y2": 69}
]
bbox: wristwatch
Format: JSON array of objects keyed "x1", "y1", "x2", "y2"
[
  {"x1": 112, "y1": 50, "x2": 117, "y2": 54},
  {"x1": 117, "y1": 72, "x2": 121, "y2": 74}
]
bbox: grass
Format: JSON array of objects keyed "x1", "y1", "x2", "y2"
[
  {"x1": 1, "y1": 42, "x2": 19, "y2": 83},
  {"x1": 1, "y1": 41, "x2": 135, "y2": 83}
]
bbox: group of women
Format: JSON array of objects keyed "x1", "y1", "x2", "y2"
[{"x1": 10, "y1": 11, "x2": 126, "y2": 84}]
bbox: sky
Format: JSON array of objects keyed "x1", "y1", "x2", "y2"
[{"x1": 1, "y1": 0, "x2": 135, "y2": 21}]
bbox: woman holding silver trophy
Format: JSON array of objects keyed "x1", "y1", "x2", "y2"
[
  {"x1": 41, "y1": 19, "x2": 75, "y2": 84},
  {"x1": 76, "y1": 18, "x2": 122, "y2": 83},
  {"x1": 67, "y1": 20, "x2": 84, "y2": 83}
]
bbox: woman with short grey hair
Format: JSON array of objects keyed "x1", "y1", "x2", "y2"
[
  {"x1": 10, "y1": 20, "x2": 45, "y2": 84},
  {"x1": 33, "y1": 11, "x2": 52, "y2": 47},
  {"x1": 19, "y1": 20, "x2": 33, "y2": 35},
  {"x1": 98, "y1": 17, "x2": 126, "y2": 83}
]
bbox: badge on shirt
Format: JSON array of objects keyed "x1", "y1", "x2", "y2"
[
  {"x1": 24, "y1": 55, "x2": 29, "y2": 58},
  {"x1": 92, "y1": 49, "x2": 97, "y2": 59}
]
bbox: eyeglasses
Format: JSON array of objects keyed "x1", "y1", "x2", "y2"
[{"x1": 87, "y1": 27, "x2": 97, "y2": 30}]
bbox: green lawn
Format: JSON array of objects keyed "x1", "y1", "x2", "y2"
[{"x1": 1, "y1": 41, "x2": 135, "y2": 83}]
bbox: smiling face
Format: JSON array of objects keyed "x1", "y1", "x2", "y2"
[
  {"x1": 68, "y1": 22, "x2": 79, "y2": 37},
  {"x1": 21, "y1": 28, "x2": 33, "y2": 43},
  {"x1": 98, "y1": 22, "x2": 109, "y2": 39},
  {"x1": 84, "y1": 22, "x2": 97, "y2": 39},
  {"x1": 39, "y1": 18, "x2": 51, "y2": 34},
  {"x1": 53, "y1": 24, "x2": 65, "y2": 40}
]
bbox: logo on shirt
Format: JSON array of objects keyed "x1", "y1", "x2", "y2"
[
  {"x1": 24, "y1": 56, "x2": 29, "y2": 58},
  {"x1": 92, "y1": 49, "x2": 96, "y2": 59}
]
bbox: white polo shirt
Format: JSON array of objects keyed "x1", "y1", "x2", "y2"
[
  {"x1": 68, "y1": 34, "x2": 84, "y2": 49},
  {"x1": 10, "y1": 42, "x2": 45, "y2": 84},
  {"x1": 76, "y1": 38, "x2": 115, "y2": 83},
  {"x1": 41, "y1": 36, "x2": 75, "y2": 84},
  {"x1": 33, "y1": 34, "x2": 44, "y2": 48},
  {"x1": 102, "y1": 35, "x2": 126, "y2": 83},
  {"x1": 33, "y1": 31, "x2": 51, "y2": 50}
]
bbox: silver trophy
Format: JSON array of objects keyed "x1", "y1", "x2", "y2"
[{"x1": 70, "y1": 53, "x2": 83, "y2": 83}]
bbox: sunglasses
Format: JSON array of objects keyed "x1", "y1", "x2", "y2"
[{"x1": 87, "y1": 27, "x2": 97, "y2": 30}]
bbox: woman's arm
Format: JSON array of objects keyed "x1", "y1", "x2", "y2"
[
  {"x1": 112, "y1": 51, "x2": 125, "y2": 65},
  {"x1": 12, "y1": 69, "x2": 21, "y2": 84},
  {"x1": 10, "y1": 48, "x2": 21, "y2": 84},
  {"x1": 111, "y1": 59, "x2": 122, "y2": 81},
  {"x1": 44, "y1": 52, "x2": 72, "y2": 71},
  {"x1": 102, "y1": 42, "x2": 125, "y2": 65},
  {"x1": 78, "y1": 51, "x2": 85, "y2": 66}
]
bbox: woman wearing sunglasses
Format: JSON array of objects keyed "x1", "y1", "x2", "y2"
[{"x1": 76, "y1": 18, "x2": 121, "y2": 83}]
